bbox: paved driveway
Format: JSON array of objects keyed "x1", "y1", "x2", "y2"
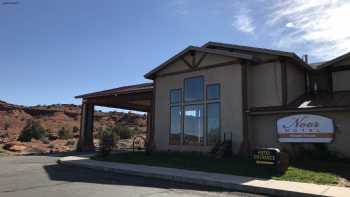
[{"x1": 0, "y1": 155, "x2": 268, "y2": 197}]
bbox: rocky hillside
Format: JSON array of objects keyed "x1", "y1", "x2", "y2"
[{"x1": 0, "y1": 100, "x2": 146, "y2": 153}]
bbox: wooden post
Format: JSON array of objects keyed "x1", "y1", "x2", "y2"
[
  {"x1": 77, "y1": 101, "x2": 95, "y2": 152},
  {"x1": 239, "y1": 60, "x2": 251, "y2": 156},
  {"x1": 281, "y1": 59, "x2": 288, "y2": 106}
]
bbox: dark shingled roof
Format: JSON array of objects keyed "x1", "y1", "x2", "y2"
[
  {"x1": 317, "y1": 52, "x2": 350, "y2": 70},
  {"x1": 250, "y1": 91, "x2": 350, "y2": 115},
  {"x1": 202, "y1": 42, "x2": 313, "y2": 71},
  {"x1": 75, "y1": 83, "x2": 153, "y2": 99}
]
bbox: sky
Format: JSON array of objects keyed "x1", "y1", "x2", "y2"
[{"x1": 1, "y1": 0, "x2": 350, "y2": 107}]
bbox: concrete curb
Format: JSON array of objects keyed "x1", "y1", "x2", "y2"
[{"x1": 58, "y1": 156, "x2": 349, "y2": 197}]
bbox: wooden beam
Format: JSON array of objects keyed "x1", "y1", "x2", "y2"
[
  {"x1": 77, "y1": 103, "x2": 95, "y2": 152},
  {"x1": 239, "y1": 60, "x2": 250, "y2": 155},
  {"x1": 329, "y1": 71, "x2": 334, "y2": 94},
  {"x1": 85, "y1": 92, "x2": 153, "y2": 104},
  {"x1": 157, "y1": 59, "x2": 241, "y2": 78},
  {"x1": 281, "y1": 59, "x2": 288, "y2": 106},
  {"x1": 181, "y1": 56, "x2": 193, "y2": 68},
  {"x1": 191, "y1": 51, "x2": 196, "y2": 67},
  {"x1": 195, "y1": 52, "x2": 208, "y2": 67},
  {"x1": 95, "y1": 103, "x2": 151, "y2": 112}
]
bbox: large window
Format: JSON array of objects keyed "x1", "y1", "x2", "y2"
[
  {"x1": 169, "y1": 77, "x2": 221, "y2": 147},
  {"x1": 170, "y1": 106, "x2": 181, "y2": 145},
  {"x1": 184, "y1": 76, "x2": 204, "y2": 102},
  {"x1": 207, "y1": 103, "x2": 220, "y2": 145},
  {"x1": 184, "y1": 105, "x2": 204, "y2": 145}
]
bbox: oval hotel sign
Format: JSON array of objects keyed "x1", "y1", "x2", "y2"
[{"x1": 277, "y1": 114, "x2": 334, "y2": 143}]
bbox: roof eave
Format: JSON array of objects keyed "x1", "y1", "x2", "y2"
[
  {"x1": 203, "y1": 41, "x2": 313, "y2": 71},
  {"x1": 144, "y1": 46, "x2": 256, "y2": 79}
]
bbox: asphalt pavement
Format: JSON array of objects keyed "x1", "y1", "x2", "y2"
[{"x1": 0, "y1": 155, "x2": 268, "y2": 197}]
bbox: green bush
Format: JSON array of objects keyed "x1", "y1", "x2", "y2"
[
  {"x1": 72, "y1": 126, "x2": 79, "y2": 133},
  {"x1": 99, "y1": 129, "x2": 119, "y2": 156},
  {"x1": 113, "y1": 125, "x2": 135, "y2": 139},
  {"x1": 58, "y1": 127, "x2": 73, "y2": 140},
  {"x1": 18, "y1": 121, "x2": 47, "y2": 142}
]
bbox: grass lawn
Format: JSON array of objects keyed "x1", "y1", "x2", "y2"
[{"x1": 92, "y1": 152, "x2": 350, "y2": 185}]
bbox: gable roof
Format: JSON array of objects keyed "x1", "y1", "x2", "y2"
[
  {"x1": 203, "y1": 42, "x2": 313, "y2": 71},
  {"x1": 144, "y1": 46, "x2": 257, "y2": 79},
  {"x1": 317, "y1": 52, "x2": 350, "y2": 71}
]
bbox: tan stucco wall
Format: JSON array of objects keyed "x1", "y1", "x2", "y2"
[
  {"x1": 333, "y1": 70, "x2": 350, "y2": 91},
  {"x1": 154, "y1": 63, "x2": 243, "y2": 153},
  {"x1": 250, "y1": 112, "x2": 350, "y2": 158},
  {"x1": 286, "y1": 61, "x2": 306, "y2": 103},
  {"x1": 157, "y1": 57, "x2": 190, "y2": 76},
  {"x1": 247, "y1": 62, "x2": 283, "y2": 107}
]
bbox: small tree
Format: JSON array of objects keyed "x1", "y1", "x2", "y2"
[
  {"x1": 18, "y1": 121, "x2": 47, "y2": 142},
  {"x1": 58, "y1": 127, "x2": 72, "y2": 140},
  {"x1": 113, "y1": 125, "x2": 134, "y2": 139},
  {"x1": 99, "y1": 129, "x2": 118, "y2": 156},
  {"x1": 72, "y1": 126, "x2": 79, "y2": 133}
]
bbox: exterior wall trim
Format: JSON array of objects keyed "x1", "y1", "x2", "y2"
[
  {"x1": 248, "y1": 106, "x2": 350, "y2": 116},
  {"x1": 281, "y1": 59, "x2": 288, "y2": 106},
  {"x1": 156, "y1": 60, "x2": 241, "y2": 78}
]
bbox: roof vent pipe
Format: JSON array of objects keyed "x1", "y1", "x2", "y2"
[{"x1": 302, "y1": 54, "x2": 308, "y2": 64}]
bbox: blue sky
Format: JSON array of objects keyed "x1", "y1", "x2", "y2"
[{"x1": 1, "y1": 0, "x2": 349, "y2": 107}]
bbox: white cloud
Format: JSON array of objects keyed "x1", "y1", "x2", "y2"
[
  {"x1": 233, "y1": 13, "x2": 255, "y2": 33},
  {"x1": 285, "y1": 22, "x2": 294, "y2": 28},
  {"x1": 267, "y1": 0, "x2": 350, "y2": 60}
]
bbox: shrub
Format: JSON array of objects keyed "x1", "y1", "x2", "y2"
[
  {"x1": 99, "y1": 129, "x2": 119, "y2": 156},
  {"x1": 58, "y1": 127, "x2": 73, "y2": 140},
  {"x1": 18, "y1": 121, "x2": 47, "y2": 142},
  {"x1": 113, "y1": 125, "x2": 135, "y2": 139},
  {"x1": 72, "y1": 126, "x2": 79, "y2": 133}
]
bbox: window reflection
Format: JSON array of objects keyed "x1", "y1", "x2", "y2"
[
  {"x1": 207, "y1": 84, "x2": 220, "y2": 100},
  {"x1": 207, "y1": 103, "x2": 220, "y2": 145},
  {"x1": 170, "y1": 106, "x2": 181, "y2": 145},
  {"x1": 184, "y1": 77, "x2": 204, "y2": 102},
  {"x1": 184, "y1": 105, "x2": 204, "y2": 145}
]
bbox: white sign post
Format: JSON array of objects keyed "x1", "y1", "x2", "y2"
[{"x1": 277, "y1": 114, "x2": 334, "y2": 143}]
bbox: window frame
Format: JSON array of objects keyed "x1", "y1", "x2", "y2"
[
  {"x1": 169, "y1": 88, "x2": 182, "y2": 145},
  {"x1": 206, "y1": 102, "x2": 221, "y2": 146},
  {"x1": 206, "y1": 83, "x2": 221, "y2": 101},
  {"x1": 169, "y1": 88, "x2": 182, "y2": 105},
  {"x1": 183, "y1": 104, "x2": 205, "y2": 146},
  {"x1": 169, "y1": 105, "x2": 182, "y2": 145},
  {"x1": 168, "y1": 76, "x2": 222, "y2": 147},
  {"x1": 183, "y1": 76, "x2": 205, "y2": 103}
]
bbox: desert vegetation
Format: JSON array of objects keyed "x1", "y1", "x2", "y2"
[
  {"x1": 18, "y1": 120, "x2": 47, "y2": 142},
  {"x1": 0, "y1": 100, "x2": 146, "y2": 155}
]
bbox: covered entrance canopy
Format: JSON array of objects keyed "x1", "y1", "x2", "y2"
[{"x1": 75, "y1": 83, "x2": 154, "y2": 151}]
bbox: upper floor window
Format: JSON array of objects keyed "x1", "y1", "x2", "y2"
[
  {"x1": 207, "y1": 84, "x2": 220, "y2": 100},
  {"x1": 184, "y1": 76, "x2": 204, "y2": 102},
  {"x1": 170, "y1": 89, "x2": 182, "y2": 104}
]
